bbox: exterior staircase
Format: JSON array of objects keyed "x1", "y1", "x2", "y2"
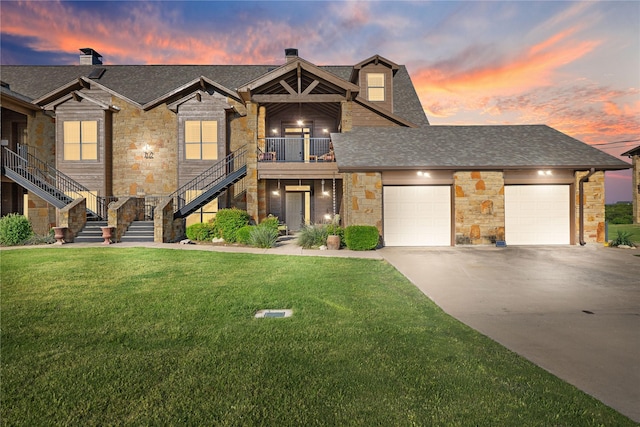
[
  {"x1": 1, "y1": 145, "x2": 107, "y2": 220},
  {"x1": 120, "y1": 221, "x2": 154, "y2": 242},
  {"x1": 171, "y1": 146, "x2": 247, "y2": 219}
]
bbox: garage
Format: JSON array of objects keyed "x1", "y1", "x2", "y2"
[
  {"x1": 505, "y1": 185, "x2": 570, "y2": 245},
  {"x1": 383, "y1": 186, "x2": 451, "y2": 246}
]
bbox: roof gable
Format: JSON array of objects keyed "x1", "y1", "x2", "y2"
[{"x1": 236, "y1": 56, "x2": 360, "y2": 103}]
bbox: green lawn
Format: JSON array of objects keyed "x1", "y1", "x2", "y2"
[
  {"x1": 608, "y1": 223, "x2": 640, "y2": 245},
  {"x1": 1, "y1": 248, "x2": 633, "y2": 426}
]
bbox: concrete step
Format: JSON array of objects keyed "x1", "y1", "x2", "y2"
[
  {"x1": 74, "y1": 221, "x2": 108, "y2": 243},
  {"x1": 120, "y1": 221, "x2": 154, "y2": 242}
]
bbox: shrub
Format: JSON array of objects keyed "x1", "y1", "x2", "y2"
[
  {"x1": 214, "y1": 208, "x2": 250, "y2": 243},
  {"x1": 296, "y1": 224, "x2": 328, "y2": 249},
  {"x1": 344, "y1": 225, "x2": 380, "y2": 251},
  {"x1": 236, "y1": 225, "x2": 254, "y2": 245},
  {"x1": 260, "y1": 216, "x2": 280, "y2": 234},
  {"x1": 186, "y1": 222, "x2": 216, "y2": 241},
  {"x1": 0, "y1": 214, "x2": 34, "y2": 246},
  {"x1": 249, "y1": 224, "x2": 279, "y2": 248},
  {"x1": 611, "y1": 230, "x2": 635, "y2": 247}
]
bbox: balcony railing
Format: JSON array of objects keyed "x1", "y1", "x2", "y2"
[{"x1": 258, "y1": 137, "x2": 334, "y2": 163}]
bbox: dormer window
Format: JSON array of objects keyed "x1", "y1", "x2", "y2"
[{"x1": 367, "y1": 73, "x2": 385, "y2": 102}]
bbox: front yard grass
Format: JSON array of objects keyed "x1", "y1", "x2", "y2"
[{"x1": 1, "y1": 248, "x2": 634, "y2": 426}]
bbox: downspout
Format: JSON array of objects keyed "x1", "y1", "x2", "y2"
[{"x1": 579, "y1": 168, "x2": 597, "y2": 246}]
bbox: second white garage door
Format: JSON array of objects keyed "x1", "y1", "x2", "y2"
[
  {"x1": 383, "y1": 186, "x2": 451, "y2": 246},
  {"x1": 505, "y1": 185, "x2": 570, "y2": 245}
]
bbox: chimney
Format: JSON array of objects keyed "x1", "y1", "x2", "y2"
[
  {"x1": 79, "y1": 48, "x2": 103, "y2": 65},
  {"x1": 285, "y1": 48, "x2": 298, "y2": 62}
]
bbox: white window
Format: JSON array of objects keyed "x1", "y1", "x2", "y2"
[
  {"x1": 185, "y1": 120, "x2": 217, "y2": 160},
  {"x1": 367, "y1": 73, "x2": 385, "y2": 102},
  {"x1": 63, "y1": 121, "x2": 97, "y2": 160}
]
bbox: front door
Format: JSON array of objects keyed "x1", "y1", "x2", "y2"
[
  {"x1": 286, "y1": 192, "x2": 304, "y2": 231},
  {"x1": 284, "y1": 125, "x2": 311, "y2": 162}
]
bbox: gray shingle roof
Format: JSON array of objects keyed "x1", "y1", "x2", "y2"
[
  {"x1": 331, "y1": 125, "x2": 630, "y2": 170},
  {"x1": 0, "y1": 63, "x2": 428, "y2": 125}
]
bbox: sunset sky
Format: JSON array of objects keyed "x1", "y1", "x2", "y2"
[{"x1": 1, "y1": 0, "x2": 638, "y2": 202}]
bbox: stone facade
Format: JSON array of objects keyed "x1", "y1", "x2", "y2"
[
  {"x1": 58, "y1": 197, "x2": 87, "y2": 241},
  {"x1": 454, "y1": 171, "x2": 505, "y2": 245},
  {"x1": 111, "y1": 98, "x2": 178, "y2": 197},
  {"x1": 243, "y1": 102, "x2": 259, "y2": 222},
  {"x1": 343, "y1": 172, "x2": 383, "y2": 231},
  {"x1": 25, "y1": 112, "x2": 57, "y2": 234},
  {"x1": 575, "y1": 171, "x2": 605, "y2": 243},
  {"x1": 108, "y1": 197, "x2": 144, "y2": 241}
]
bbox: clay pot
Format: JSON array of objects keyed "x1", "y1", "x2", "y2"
[
  {"x1": 53, "y1": 227, "x2": 66, "y2": 245},
  {"x1": 101, "y1": 226, "x2": 113, "y2": 245},
  {"x1": 327, "y1": 234, "x2": 341, "y2": 250}
]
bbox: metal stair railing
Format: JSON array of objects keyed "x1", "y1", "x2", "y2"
[
  {"x1": 171, "y1": 146, "x2": 247, "y2": 219},
  {"x1": 2, "y1": 145, "x2": 107, "y2": 220}
]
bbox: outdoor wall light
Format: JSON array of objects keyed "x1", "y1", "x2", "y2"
[
  {"x1": 417, "y1": 171, "x2": 431, "y2": 177},
  {"x1": 538, "y1": 170, "x2": 553, "y2": 176},
  {"x1": 143, "y1": 143, "x2": 154, "y2": 159},
  {"x1": 321, "y1": 179, "x2": 330, "y2": 196},
  {"x1": 323, "y1": 128, "x2": 329, "y2": 134},
  {"x1": 297, "y1": 119, "x2": 304, "y2": 126},
  {"x1": 272, "y1": 180, "x2": 281, "y2": 196},
  {"x1": 272, "y1": 128, "x2": 278, "y2": 135},
  {"x1": 324, "y1": 213, "x2": 332, "y2": 221}
]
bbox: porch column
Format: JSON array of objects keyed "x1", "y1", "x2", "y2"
[{"x1": 244, "y1": 101, "x2": 260, "y2": 222}]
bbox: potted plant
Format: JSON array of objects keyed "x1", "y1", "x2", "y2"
[{"x1": 326, "y1": 214, "x2": 341, "y2": 250}]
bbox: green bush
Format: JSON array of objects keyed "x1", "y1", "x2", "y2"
[
  {"x1": 214, "y1": 208, "x2": 250, "y2": 243},
  {"x1": 605, "y1": 203, "x2": 633, "y2": 224},
  {"x1": 249, "y1": 224, "x2": 279, "y2": 248},
  {"x1": 611, "y1": 230, "x2": 635, "y2": 247},
  {"x1": 236, "y1": 225, "x2": 253, "y2": 245},
  {"x1": 296, "y1": 224, "x2": 328, "y2": 249},
  {"x1": 344, "y1": 225, "x2": 380, "y2": 251},
  {"x1": 0, "y1": 214, "x2": 34, "y2": 246},
  {"x1": 186, "y1": 222, "x2": 216, "y2": 241},
  {"x1": 260, "y1": 216, "x2": 280, "y2": 233}
]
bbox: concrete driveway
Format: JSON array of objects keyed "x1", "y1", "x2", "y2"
[{"x1": 381, "y1": 245, "x2": 640, "y2": 422}]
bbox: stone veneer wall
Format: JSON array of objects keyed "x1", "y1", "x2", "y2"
[
  {"x1": 26, "y1": 112, "x2": 57, "y2": 234},
  {"x1": 108, "y1": 197, "x2": 144, "y2": 241},
  {"x1": 154, "y1": 198, "x2": 185, "y2": 243},
  {"x1": 58, "y1": 198, "x2": 87, "y2": 242},
  {"x1": 454, "y1": 171, "x2": 505, "y2": 245},
  {"x1": 27, "y1": 195, "x2": 57, "y2": 235},
  {"x1": 575, "y1": 171, "x2": 605, "y2": 243},
  {"x1": 343, "y1": 172, "x2": 383, "y2": 231},
  {"x1": 111, "y1": 98, "x2": 178, "y2": 197},
  {"x1": 243, "y1": 102, "x2": 259, "y2": 222}
]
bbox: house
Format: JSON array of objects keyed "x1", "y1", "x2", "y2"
[
  {"x1": 1, "y1": 48, "x2": 630, "y2": 245},
  {"x1": 621, "y1": 145, "x2": 640, "y2": 224}
]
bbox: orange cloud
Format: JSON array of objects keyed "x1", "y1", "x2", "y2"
[
  {"x1": 413, "y1": 28, "x2": 600, "y2": 97},
  {"x1": 0, "y1": 1, "x2": 293, "y2": 65}
]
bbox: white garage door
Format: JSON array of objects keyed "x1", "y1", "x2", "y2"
[
  {"x1": 505, "y1": 185, "x2": 570, "y2": 245},
  {"x1": 384, "y1": 186, "x2": 451, "y2": 246}
]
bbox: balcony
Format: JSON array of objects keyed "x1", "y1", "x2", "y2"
[
  {"x1": 257, "y1": 137, "x2": 337, "y2": 179},
  {"x1": 258, "y1": 138, "x2": 334, "y2": 163}
]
